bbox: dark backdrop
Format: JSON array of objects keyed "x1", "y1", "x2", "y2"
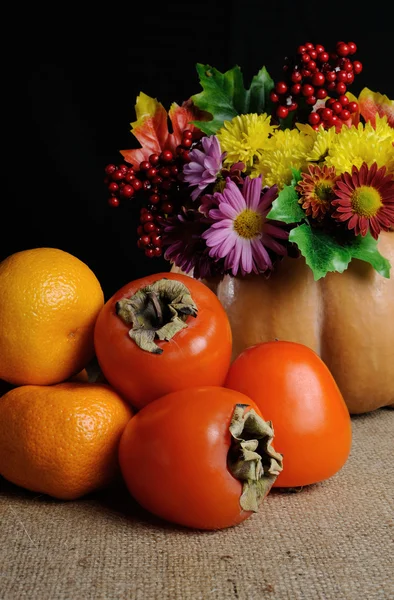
[{"x1": 4, "y1": 3, "x2": 394, "y2": 299}]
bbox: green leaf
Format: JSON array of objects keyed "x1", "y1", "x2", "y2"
[
  {"x1": 289, "y1": 225, "x2": 392, "y2": 280},
  {"x1": 191, "y1": 64, "x2": 275, "y2": 135},
  {"x1": 290, "y1": 168, "x2": 302, "y2": 186},
  {"x1": 349, "y1": 233, "x2": 391, "y2": 278},
  {"x1": 266, "y1": 184, "x2": 305, "y2": 224}
]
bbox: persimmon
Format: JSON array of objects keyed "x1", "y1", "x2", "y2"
[
  {"x1": 118, "y1": 386, "x2": 283, "y2": 530},
  {"x1": 225, "y1": 340, "x2": 352, "y2": 488},
  {"x1": 94, "y1": 273, "x2": 232, "y2": 410}
]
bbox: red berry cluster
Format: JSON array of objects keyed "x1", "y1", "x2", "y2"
[
  {"x1": 104, "y1": 131, "x2": 193, "y2": 258},
  {"x1": 271, "y1": 41, "x2": 362, "y2": 129}
]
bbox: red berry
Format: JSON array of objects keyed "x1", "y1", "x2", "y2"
[
  {"x1": 305, "y1": 42, "x2": 314, "y2": 51},
  {"x1": 183, "y1": 130, "x2": 193, "y2": 139},
  {"x1": 308, "y1": 60, "x2": 317, "y2": 72},
  {"x1": 301, "y1": 84, "x2": 315, "y2": 97},
  {"x1": 348, "y1": 101, "x2": 358, "y2": 113},
  {"x1": 149, "y1": 194, "x2": 160, "y2": 205},
  {"x1": 336, "y1": 42, "x2": 350, "y2": 57},
  {"x1": 318, "y1": 51, "x2": 330, "y2": 63},
  {"x1": 140, "y1": 212, "x2": 153, "y2": 223},
  {"x1": 276, "y1": 105, "x2": 289, "y2": 119},
  {"x1": 270, "y1": 91, "x2": 279, "y2": 103},
  {"x1": 297, "y1": 45, "x2": 307, "y2": 54},
  {"x1": 160, "y1": 150, "x2": 174, "y2": 163},
  {"x1": 321, "y1": 108, "x2": 333, "y2": 121},
  {"x1": 146, "y1": 168, "x2": 158, "y2": 179},
  {"x1": 315, "y1": 45, "x2": 325, "y2": 54},
  {"x1": 336, "y1": 82, "x2": 347, "y2": 95},
  {"x1": 347, "y1": 42, "x2": 357, "y2": 54},
  {"x1": 182, "y1": 138, "x2": 193, "y2": 149},
  {"x1": 291, "y1": 71, "x2": 302, "y2": 83},
  {"x1": 326, "y1": 114, "x2": 339, "y2": 128},
  {"x1": 339, "y1": 95, "x2": 349, "y2": 106},
  {"x1": 108, "y1": 182, "x2": 119, "y2": 193},
  {"x1": 105, "y1": 164, "x2": 116, "y2": 175},
  {"x1": 131, "y1": 178, "x2": 143, "y2": 191},
  {"x1": 140, "y1": 235, "x2": 150, "y2": 245},
  {"x1": 124, "y1": 172, "x2": 136, "y2": 183},
  {"x1": 149, "y1": 153, "x2": 160, "y2": 166},
  {"x1": 316, "y1": 88, "x2": 328, "y2": 99},
  {"x1": 352, "y1": 61, "x2": 363, "y2": 74},
  {"x1": 342, "y1": 60, "x2": 354, "y2": 72},
  {"x1": 308, "y1": 112, "x2": 321, "y2": 125},
  {"x1": 144, "y1": 222, "x2": 156, "y2": 233},
  {"x1": 120, "y1": 185, "x2": 134, "y2": 199},
  {"x1": 275, "y1": 81, "x2": 288, "y2": 95},
  {"x1": 108, "y1": 197, "x2": 120, "y2": 208},
  {"x1": 161, "y1": 202, "x2": 174, "y2": 214},
  {"x1": 331, "y1": 102, "x2": 342, "y2": 114},
  {"x1": 145, "y1": 248, "x2": 155, "y2": 258},
  {"x1": 312, "y1": 72, "x2": 325, "y2": 87},
  {"x1": 291, "y1": 83, "x2": 302, "y2": 95},
  {"x1": 301, "y1": 53, "x2": 311, "y2": 63},
  {"x1": 336, "y1": 70, "x2": 348, "y2": 83},
  {"x1": 150, "y1": 235, "x2": 162, "y2": 247},
  {"x1": 305, "y1": 95, "x2": 317, "y2": 106},
  {"x1": 111, "y1": 169, "x2": 125, "y2": 182},
  {"x1": 159, "y1": 167, "x2": 171, "y2": 178},
  {"x1": 140, "y1": 161, "x2": 150, "y2": 171},
  {"x1": 339, "y1": 109, "x2": 351, "y2": 120},
  {"x1": 325, "y1": 71, "x2": 337, "y2": 82},
  {"x1": 346, "y1": 72, "x2": 354, "y2": 84}
]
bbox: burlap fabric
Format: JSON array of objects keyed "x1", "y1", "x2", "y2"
[{"x1": 1, "y1": 408, "x2": 393, "y2": 600}]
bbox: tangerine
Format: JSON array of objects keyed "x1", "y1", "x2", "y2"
[
  {"x1": 0, "y1": 247, "x2": 104, "y2": 385},
  {"x1": 0, "y1": 382, "x2": 134, "y2": 499}
]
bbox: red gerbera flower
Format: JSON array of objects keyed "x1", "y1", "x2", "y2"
[{"x1": 331, "y1": 162, "x2": 394, "y2": 239}]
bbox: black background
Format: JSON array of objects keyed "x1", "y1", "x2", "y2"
[{"x1": 4, "y1": 3, "x2": 394, "y2": 299}]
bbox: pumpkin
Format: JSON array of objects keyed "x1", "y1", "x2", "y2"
[{"x1": 172, "y1": 231, "x2": 394, "y2": 415}]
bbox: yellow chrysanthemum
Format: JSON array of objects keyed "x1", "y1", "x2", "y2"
[
  {"x1": 252, "y1": 128, "x2": 314, "y2": 189},
  {"x1": 217, "y1": 113, "x2": 277, "y2": 168},
  {"x1": 324, "y1": 115, "x2": 394, "y2": 175},
  {"x1": 298, "y1": 124, "x2": 338, "y2": 163}
]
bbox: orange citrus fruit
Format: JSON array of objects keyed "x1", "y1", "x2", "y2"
[
  {"x1": 0, "y1": 382, "x2": 134, "y2": 500},
  {"x1": 0, "y1": 247, "x2": 104, "y2": 385}
]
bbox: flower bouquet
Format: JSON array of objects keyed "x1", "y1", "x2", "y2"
[{"x1": 104, "y1": 39, "x2": 394, "y2": 414}]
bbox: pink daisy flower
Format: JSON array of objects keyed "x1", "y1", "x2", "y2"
[{"x1": 202, "y1": 176, "x2": 289, "y2": 276}]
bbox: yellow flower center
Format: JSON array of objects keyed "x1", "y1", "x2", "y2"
[
  {"x1": 233, "y1": 209, "x2": 262, "y2": 239},
  {"x1": 351, "y1": 185, "x2": 383, "y2": 217},
  {"x1": 315, "y1": 182, "x2": 335, "y2": 203}
]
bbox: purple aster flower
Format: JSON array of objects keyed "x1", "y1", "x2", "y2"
[
  {"x1": 162, "y1": 207, "x2": 225, "y2": 279},
  {"x1": 198, "y1": 193, "x2": 219, "y2": 217},
  {"x1": 201, "y1": 176, "x2": 289, "y2": 276},
  {"x1": 182, "y1": 135, "x2": 226, "y2": 201}
]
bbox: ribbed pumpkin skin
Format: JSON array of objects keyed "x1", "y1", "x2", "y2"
[{"x1": 172, "y1": 231, "x2": 394, "y2": 414}]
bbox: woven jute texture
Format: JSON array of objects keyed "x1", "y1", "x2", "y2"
[{"x1": 1, "y1": 408, "x2": 393, "y2": 600}]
